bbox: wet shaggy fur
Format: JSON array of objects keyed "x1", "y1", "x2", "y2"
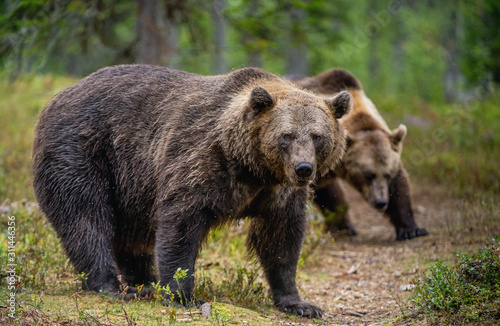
[
  {"x1": 289, "y1": 69, "x2": 428, "y2": 241},
  {"x1": 33, "y1": 65, "x2": 352, "y2": 318}
]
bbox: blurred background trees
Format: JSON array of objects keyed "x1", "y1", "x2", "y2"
[
  {"x1": 0, "y1": 0, "x2": 498, "y2": 103},
  {"x1": 1, "y1": 0, "x2": 499, "y2": 200}
]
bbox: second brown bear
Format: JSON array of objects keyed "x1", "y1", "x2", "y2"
[{"x1": 289, "y1": 69, "x2": 428, "y2": 241}]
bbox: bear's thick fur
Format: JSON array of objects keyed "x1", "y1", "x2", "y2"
[
  {"x1": 288, "y1": 69, "x2": 428, "y2": 241},
  {"x1": 33, "y1": 65, "x2": 352, "y2": 318}
]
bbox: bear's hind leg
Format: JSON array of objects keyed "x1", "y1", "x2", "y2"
[
  {"x1": 34, "y1": 158, "x2": 125, "y2": 298},
  {"x1": 57, "y1": 210, "x2": 122, "y2": 296}
]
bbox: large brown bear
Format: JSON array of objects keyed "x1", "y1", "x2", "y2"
[
  {"x1": 33, "y1": 65, "x2": 352, "y2": 318},
  {"x1": 288, "y1": 69, "x2": 428, "y2": 241}
]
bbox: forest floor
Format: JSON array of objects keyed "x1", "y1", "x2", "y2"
[
  {"x1": 1, "y1": 178, "x2": 498, "y2": 326},
  {"x1": 292, "y1": 180, "x2": 496, "y2": 326}
]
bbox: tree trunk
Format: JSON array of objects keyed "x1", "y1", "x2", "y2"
[
  {"x1": 212, "y1": 0, "x2": 227, "y2": 74},
  {"x1": 163, "y1": 0, "x2": 185, "y2": 68},
  {"x1": 286, "y1": 3, "x2": 308, "y2": 76},
  {"x1": 391, "y1": 6, "x2": 406, "y2": 92},
  {"x1": 443, "y1": 6, "x2": 463, "y2": 103},
  {"x1": 135, "y1": 0, "x2": 185, "y2": 67},
  {"x1": 244, "y1": 0, "x2": 262, "y2": 67},
  {"x1": 367, "y1": 1, "x2": 379, "y2": 79},
  {"x1": 136, "y1": 0, "x2": 164, "y2": 65}
]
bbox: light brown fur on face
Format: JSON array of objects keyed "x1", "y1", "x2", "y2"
[
  {"x1": 257, "y1": 91, "x2": 349, "y2": 187},
  {"x1": 343, "y1": 129, "x2": 405, "y2": 210},
  {"x1": 221, "y1": 86, "x2": 351, "y2": 188}
]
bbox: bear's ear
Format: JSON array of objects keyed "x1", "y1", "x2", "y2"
[
  {"x1": 390, "y1": 124, "x2": 407, "y2": 152},
  {"x1": 325, "y1": 90, "x2": 352, "y2": 119},
  {"x1": 249, "y1": 87, "x2": 276, "y2": 114}
]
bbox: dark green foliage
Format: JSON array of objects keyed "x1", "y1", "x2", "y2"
[
  {"x1": 413, "y1": 237, "x2": 500, "y2": 323},
  {"x1": 461, "y1": 0, "x2": 500, "y2": 84},
  {"x1": 2, "y1": 1, "x2": 496, "y2": 102},
  {"x1": 0, "y1": 0, "x2": 135, "y2": 76}
]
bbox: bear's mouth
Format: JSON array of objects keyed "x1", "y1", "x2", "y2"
[{"x1": 295, "y1": 178, "x2": 311, "y2": 187}]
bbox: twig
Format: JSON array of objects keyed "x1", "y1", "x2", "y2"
[
  {"x1": 344, "y1": 310, "x2": 365, "y2": 317},
  {"x1": 177, "y1": 310, "x2": 202, "y2": 315},
  {"x1": 121, "y1": 298, "x2": 134, "y2": 326}
]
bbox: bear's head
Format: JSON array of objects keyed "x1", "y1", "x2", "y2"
[
  {"x1": 341, "y1": 125, "x2": 407, "y2": 210},
  {"x1": 240, "y1": 87, "x2": 352, "y2": 187}
]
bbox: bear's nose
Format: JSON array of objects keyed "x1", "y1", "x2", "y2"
[
  {"x1": 295, "y1": 162, "x2": 313, "y2": 178},
  {"x1": 374, "y1": 199, "x2": 388, "y2": 210}
]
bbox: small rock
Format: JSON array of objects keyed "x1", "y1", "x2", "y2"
[
  {"x1": 400, "y1": 284, "x2": 416, "y2": 291},
  {"x1": 0, "y1": 206, "x2": 10, "y2": 215},
  {"x1": 200, "y1": 302, "x2": 211, "y2": 318},
  {"x1": 416, "y1": 205, "x2": 426, "y2": 215}
]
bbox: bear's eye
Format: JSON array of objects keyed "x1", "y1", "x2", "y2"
[
  {"x1": 279, "y1": 133, "x2": 294, "y2": 149},
  {"x1": 312, "y1": 134, "x2": 325, "y2": 148},
  {"x1": 384, "y1": 174, "x2": 391, "y2": 181},
  {"x1": 364, "y1": 172, "x2": 375, "y2": 182},
  {"x1": 312, "y1": 134, "x2": 323, "y2": 142}
]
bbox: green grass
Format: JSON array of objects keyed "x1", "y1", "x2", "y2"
[
  {"x1": 0, "y1": 73, "x2": 76, "y2": 201},
  {"x1": 411, "y1": 237, "x2": 500, "y2": 325}
]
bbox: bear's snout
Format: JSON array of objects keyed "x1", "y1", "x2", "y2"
[
  {"x1": 374, "y1": 198, "x2": 388, "y2": 210},
  {"x1": 295, "y1": 162, "x2": 314, "y2": 178}
]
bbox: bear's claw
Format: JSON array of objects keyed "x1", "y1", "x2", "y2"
[
  {"x1": 396, "y1": 227, "x2": 429, "y2": 241},
  {"x1": 278, "y1": 300, "x2": 322, "y2": 318},
  {"x1": 101, "y1": 285, "x2": 152, "y2": 300}
]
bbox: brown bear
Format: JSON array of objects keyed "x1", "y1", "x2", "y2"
[
  {"x1": 288, "y1": 69, "x2": 428, "y2": 241},
  {"x1": 33, "y1": 65, "x2": 352, "y2": 318}
]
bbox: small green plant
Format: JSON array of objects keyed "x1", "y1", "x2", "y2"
[
  {"x1": 173, "y1": 267, "x2": 189, "y2": 306},
  {"x1": 210, "y1": 306, "x2": 229, "y2": 326},
  {"x1": 150, "y1": 269, "x2": 190, "y2": 325},
  {"x1": 31, "y1": 294, "x2": 42, "y2": 309},
  {"x1": 195, "y1": 264, "x2": 271, "y2": 312},
  {"x1": 150, "y1": 281, "x2": 177, "y2": 324},
  {"x1": 75, "y1": 272, "x2": 88, "y2": 292},
  {"x1": 150, "y1": 281, "x2": 174, "y2": 303},
  {"x1": 413, "y1": 236, "x2": 500, "y2": 323}
]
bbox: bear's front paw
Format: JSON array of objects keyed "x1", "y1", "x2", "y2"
[
  {"x1": 396, "y1": 227, "x2": 429, "y2": 241},
  {"x1": 277, "y1": 299, "x2": 322, "y2": 318},
  {"x1": 325, "y1": 221, "x2": 358, "y2": 237},
  {"x1": 100, "y1": 284, "x2": 152, "y2": 300}
]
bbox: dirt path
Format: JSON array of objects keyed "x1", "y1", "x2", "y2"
[{"x1": 288, "y1": 180, "x2": 497, "y2": 326}]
